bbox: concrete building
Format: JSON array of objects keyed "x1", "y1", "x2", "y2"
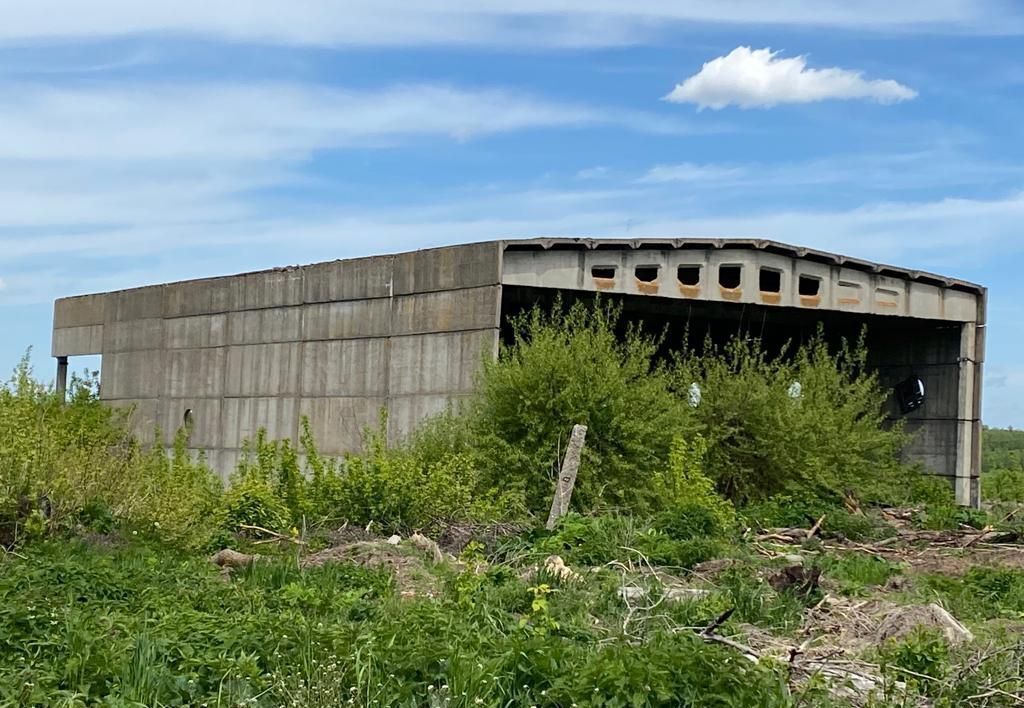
[{"x1": 52, "y1": 238, "x2": 986, "y2": 505}]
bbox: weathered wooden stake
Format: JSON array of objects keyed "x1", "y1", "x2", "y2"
[{"x1": 546, "y1": 424, "x2": 588, "y2": 531}]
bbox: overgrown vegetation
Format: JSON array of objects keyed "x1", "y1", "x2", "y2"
[
  {"x1": 2, "y1": 300, "x2": 1023, "y2": 706},
  {"x1": 982, "y1": 426, "x2": 1024, "y2": 503}
]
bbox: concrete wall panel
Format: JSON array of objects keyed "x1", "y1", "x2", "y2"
[
  {"x1": 164, "y1": 348, "x2": 225, "y2": 398},
  {"x1": 225, "y1": 343, "x2": 302, "y2": 397},
  {"x1": 393, "y1": 242, "x2": 501, "y2": 295},
  {"x1": 108, "y1": 398, "x2": 160, "y2": 445},
  {"x1": 302, "y1": 299, "x2": 391, "y2": 341},
  {"x1": 53, "y1": 294, "x2": 108, "y2": 329},
  {"x1": 299, "y1": 397, "x2": 386, "y2": 455},
  {"x1": 52, "y1": 325, "x2": 104, "y2": 357},
  {"x1": 102, "y1": 351, "x2": 163, "y2": 399},
  {"x1": 301, "y1": 339, "x2": 389, "y2": 397},
  {"x1": 228, "y1": 307, "x2": 303, "y2": 345},
  {"x1": 389, "y1": 330, "x2": 495, "y2": 396},
  {"x1": 107, "y1": 287, "x2": 164, "y2": 322},
  {"x1": 391, "y1": 286, "x2": 499, "y2": 335},
  {"x1": 163, "y1": 278, "x2": 233, "y2": 318},
  {"x1": 386, "y1": 393, "x2": 470, "y2": 443},
  {"x1": 104, "y1": 319, "x2": 162, "y2": 353},
  {"x1": 165, "y1": 315, "x2": 228, "y2": 350},
  {"x1": 902, "y1": 419, "x2": 958, "y2": 478},
  {"x1": 233, "y1": 269, "x2": 304, "y2": 310},
  {"x1": 159, "y1": 398, "x2": 223, "y2": 448},
  {"x1": 303, "y1": 256, "x2": 394, "y2": 303},
  {"x1": 221, "y1": 397, "x2": 299, "y2": 449}
]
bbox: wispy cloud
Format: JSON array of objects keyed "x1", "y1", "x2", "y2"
[
  {"x1": 665, "y1": 47, "x2": 917, "y2": 109},
  {"x1": 0, "y1": 82, "x2": 618, "y2": 163},
  {"x1": 575, "y1": 166, "x2": 611, "y2": 180},
  {"x1": 638, "y1": 162, "x2": 746, "y2": 183},
  {"x1": 636, "y1": 150, "x2": 1024, "y2": 192},
  {"x1": 0, "y1": 1, "x2": 1020, "y2": 49}
]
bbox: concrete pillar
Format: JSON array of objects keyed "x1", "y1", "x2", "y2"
[
  {"x1": 56, "y1": 356, "x2": 68, "y2": 402},
  {"x1": 956, "y1": 319, "x2": 985, "y2": 507}
]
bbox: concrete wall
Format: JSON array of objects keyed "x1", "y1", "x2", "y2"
[{"x1": 53, "y1": 243, "x2": 502, "y2": 480}]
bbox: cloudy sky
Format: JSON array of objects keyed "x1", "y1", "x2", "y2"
[{"x1": 1, "y1": 1, "x2": 1023, "y2": 426}]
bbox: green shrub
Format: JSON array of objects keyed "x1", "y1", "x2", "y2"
[
  {"x1": 742, "y1": 494, "x2": 893, "y2": 542},
  {"x1": 218, "y1": 471, "x2": 291, "y2": 535},
  {"x1": 0, "y1": 355, "x2": 223, "y2": 549},
  {"x1": 673, "y1": 331, "x2": 909, "y2": 506},
  {"x1": 129, "y1": 430, "x2": 222, "y2": 547},
  {"x1": 879, "y1": 628, "x2": 950, "y2": 687},
  {"x1": 653, "y1": 435, "x2": 736, "y2": 533},
  {"x1": 535, "y1": 513, "x2": 729, "y2": 570},
  {"x1": 535, "y1": 513, "x2": 634, "y2": 566},
  {"x1": 983, "y1": 427, "x2": 1024, "y2": 474},
  {"x1": 983, "y1": 468, "x2": 1024, "y2": 503},
  {"x1": 914, "y1": 503, "x2": 989, "y2": 531},
  {"x1": 470, "y1": 299, "x2": 693, "y2": 515}
]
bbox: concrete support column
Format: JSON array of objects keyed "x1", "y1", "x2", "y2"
[
  {"x1": 56, "y1": 356, "x2": 69, "y2": 402},
  {"x1": 956, "y1": 322, "x2": 983, "y2": 507}
]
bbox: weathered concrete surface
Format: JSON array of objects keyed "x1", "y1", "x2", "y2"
[
  {"x1": 52, "y1": 239, "x2": 985, "y2": 503},
  {"x1": 54, "y1": 243, "x2": 503, "y2": 481}
]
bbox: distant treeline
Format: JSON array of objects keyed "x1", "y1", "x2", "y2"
[{"x1": 984, "y1": 427, "x2": 1024, "y2": 473}]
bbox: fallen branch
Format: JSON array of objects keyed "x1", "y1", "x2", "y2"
[
  {"x1": 239, "y1": 524, "x2": 307, "y2": 545},
  {"x1": 807, "y1": 515, "x2": 826, "y2": 541}
]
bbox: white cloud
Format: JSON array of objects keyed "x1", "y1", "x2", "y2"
[
  {"x1": 0, "y1": 1, "x2": 1017, "y2": 48},
  {"x1": 665, "y1": 47, "x2": 917, "y2": 109}
]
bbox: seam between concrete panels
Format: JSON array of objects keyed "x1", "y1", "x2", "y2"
[{"x1": 156, "y1": 282, "x2": 502, "y2": 321}]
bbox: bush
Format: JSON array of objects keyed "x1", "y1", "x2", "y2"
[
  {"x1": 879, "y1": 628, "x2": 950, "y2": 689},
  {"x1": 983, "y1": 468, "x2": 1024, "y2": 503},
  {"x1": 470, "y1": 299, "x2": 693, "y2": 515},
  {"x1": 130, "y1": 430, "x2": 223, "y2": 548},
  {"x1": 534, "y1": 513, "x2": 730, "y2": 570},
  {"x1": 742, "y1": 494, "x2": 894, "y2": 542},
  {"x1": 673, "y1": 331, "x2": 909, "y2": 506},
  {"x1": 653, "y1": 435, "x2": 736, "y2": 535},
  {"x1": 0, "y1": 355, "x2": 222, "y2": 548}
]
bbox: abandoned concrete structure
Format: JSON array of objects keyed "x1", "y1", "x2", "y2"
[{"x1": 51, "y1": 238, "x2": 986, "y2": 505}]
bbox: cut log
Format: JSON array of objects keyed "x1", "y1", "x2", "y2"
[{"x1": 210, "y1": 548, "x2": 259, "y2": 568}]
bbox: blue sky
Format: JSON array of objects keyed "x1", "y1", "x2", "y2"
[{"x1": 1, "y1": 1, "x2": 1023, "y2": 426}]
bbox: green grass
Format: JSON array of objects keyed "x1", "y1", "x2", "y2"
[
  {"x1": 0, "y1": 537, "x2": 804, "y2": 707},
  {"x1": 819, "y1": 552, "x2": 901, "y2": 595}
]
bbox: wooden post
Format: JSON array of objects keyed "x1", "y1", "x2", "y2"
[{"x1": 546, "y1": 424, "x2": 588, "y2": 530}]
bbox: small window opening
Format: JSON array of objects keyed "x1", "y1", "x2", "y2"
[
  {"x1": 634, "y1": 265, "x2": 660, "y2": 283},
  {"x1": 183, "y1": 408, "x2": 194, "y2": 427},
  {"x1": 677, "y1": 265, "x2": 701, "y2": 286},
  {"x1": 719, "y1": 265, "x2": 742, "y2": 289},
  {"x1": 799, "y1": 275, "x2": 821, "y2": 297},
  {"x1": 759, "y1": 268, "x2": 782, "y2": 293},
  {"x1": 591, "y1": 266, "x2": 616, "y2": 279}
]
